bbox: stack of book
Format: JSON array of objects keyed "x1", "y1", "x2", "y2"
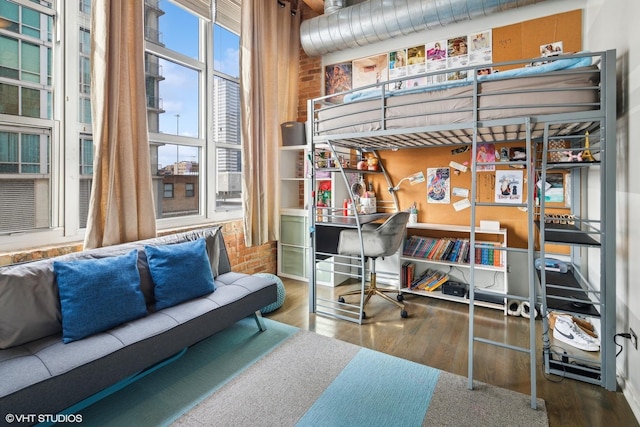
[
  {"x1": 400, "y1": 264, "x2": 449, "y2": 291},
  {"x1": 402, "y1": 236, "x2": 502, "y2": 267}
]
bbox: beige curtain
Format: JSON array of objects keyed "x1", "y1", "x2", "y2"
[
  {"x1": 240, "y1": 0, "x2": 301, "y2": 246},
  {"x1": 84, "y1": 0, "x2": 157, "y2": 249}
]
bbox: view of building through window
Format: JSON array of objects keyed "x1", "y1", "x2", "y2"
[{"x1": 0, "y1": 0, "x2": 241, "y2": 241}]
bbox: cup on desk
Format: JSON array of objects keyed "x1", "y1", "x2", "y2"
[{"x1": 408, "y1": 207, "x2": 418, "y2": 224}]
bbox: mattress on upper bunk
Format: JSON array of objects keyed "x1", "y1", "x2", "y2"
[{"x1": 315, "y1": 63, "x2": 601, "y2": 136}]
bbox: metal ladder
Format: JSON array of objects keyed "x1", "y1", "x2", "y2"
[{"x1": 467, "y1": 117, "x2": 539, "y2": 409}]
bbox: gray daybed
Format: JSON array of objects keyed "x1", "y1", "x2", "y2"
[{"x1": 0, "y1": 227, "x2": 277, "y2": 424}]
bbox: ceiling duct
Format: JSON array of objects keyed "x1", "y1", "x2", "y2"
[
  {"x1": 324, "y1": 0, "x2": 346, "y2": 14},
  {"x1": 300, "y1": 0, "x2": 550, "y2": 57}
]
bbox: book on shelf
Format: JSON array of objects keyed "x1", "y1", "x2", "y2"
[
  {"x1": 426, "y1": 274, "x2": 449, "y2": 291},
  {"x1": 410, "y1": 269, "x2": 448, "y2": 290},
  {"x1": 403, "y1": 236, "x2": 421, "y2": 257},
  {"x1": 409, "y1": 268, "x2": 436, "y2": 289},
  {"x1": 401, "y1": 261, "x2": 416, "y2": 287},
  {"x1": 403, "y1": 235, "x2": 502, "y2": 266}
]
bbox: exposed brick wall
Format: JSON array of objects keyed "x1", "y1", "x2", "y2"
[
  {"x1": 298, "y1": 4, "x2": 322, "y2": 122},
  {"x1": 0, "y1": 219, "x2": 276, "y2": 275}
]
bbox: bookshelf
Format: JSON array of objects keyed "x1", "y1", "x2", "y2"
[{"x1": 399, "y1": 223, "x2": 508, "y2": 311}]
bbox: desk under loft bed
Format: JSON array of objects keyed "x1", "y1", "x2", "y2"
[{"x1": 307, "y1": 50, "x2": 617, "y2": 407}]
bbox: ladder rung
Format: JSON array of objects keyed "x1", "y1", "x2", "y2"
[{"x1": 473, "y1": 337, "x2": 531, "y2": 353}]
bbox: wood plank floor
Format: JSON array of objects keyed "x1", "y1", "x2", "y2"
[{"x1": 265, "y1": 279, "x2": 639, "y2": 427}]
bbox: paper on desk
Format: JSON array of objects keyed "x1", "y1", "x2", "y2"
[{"x1": 453, "y1": 198, "x2": 471, "y2": 211}]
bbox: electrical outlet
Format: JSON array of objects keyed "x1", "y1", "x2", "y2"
[{"x1": 631, "y1": 328, "x2": 638, "y2": 350}]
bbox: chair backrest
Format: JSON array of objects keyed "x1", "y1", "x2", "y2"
[{"x1": 375, "y1": 211, "x2": 410, "y2": 257}]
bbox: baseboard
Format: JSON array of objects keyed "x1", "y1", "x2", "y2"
[{"x1": 618, "y1": 368, "x2": 640, "y2": 423}]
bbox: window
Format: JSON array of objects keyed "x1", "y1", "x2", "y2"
[
  {"x1": 185, "y1": 182, "x2": 194, "y2": 197},
  {"x1": 0, "y1": 0, "x2": 243, "y2": 250},
  {"x1": 0, "y1": 0, "x2": 54, "y2": 237},
  {"x1": 212, "y1": 26, "x2": 241, "y2": 210},
  {"x1": 79, "y1": 27, "x2": 91, "y2": 123},
  {"x1": 0, "y1": 129, "x2": 51, "y2": 233},
  {"x1": 145, "y1": 1, "x2": 206, "y2": 220},
  {"x1": 163, "y1": 183, "x2": 174, "y2": 198}
]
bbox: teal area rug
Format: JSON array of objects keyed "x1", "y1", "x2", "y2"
[
  {"x1": 71, "y1": 317, "x2": 548, "y2": 426},
  {"x1": 70, "y1": 317, "x2": 297, "y2": 426}
]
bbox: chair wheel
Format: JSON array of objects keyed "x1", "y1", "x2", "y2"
[
  {"x1": 338, "y1": 297, "x2": 345, "y2": 303},
  {"x1": 397, "y1": 294, "x2": 404, "y2": 302},
  {"x1": 401, "y1": 310, "x2": 408, "y2": 318}
]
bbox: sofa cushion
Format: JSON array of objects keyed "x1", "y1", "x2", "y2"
[
  {"x1": 0, "y1": 262, "x2": 61, "y2": 349},
  {"x1": 54, "y1": 249, "x2": 147, "y2": 344},
  {"x1": 145, "y1": 238, "x2": 215, "y2": 310}
]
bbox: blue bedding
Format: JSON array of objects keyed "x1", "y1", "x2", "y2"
[{"x1": 343, "y1": 54, "x2": 594, "y2": 103}]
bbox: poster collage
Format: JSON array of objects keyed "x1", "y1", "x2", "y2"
[{"x1": 325, "y1": 30, "x2": 493, "y2": 102}]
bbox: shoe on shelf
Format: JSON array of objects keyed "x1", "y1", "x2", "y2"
[
  {"x1": 548, "y1": 311, "x2": 599, "y2": 339},
  {"x1": 553, "y1": 315, "x2": 600, "y2": 352}
]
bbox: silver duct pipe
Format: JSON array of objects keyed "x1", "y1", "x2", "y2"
[
  {"x1": 301, "y1": 0, "x2": 550, "y2": 57},
  {"x1": 324, "y1": 0, "x2": 346, "y2": 15}
]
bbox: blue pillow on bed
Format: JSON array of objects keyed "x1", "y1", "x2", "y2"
[
  {"x1": 54, "y1": 250, "x2": 147, "y2": 344},
  {"x1": 145, "y1": 238, "x2": 215, "y2": 310}
]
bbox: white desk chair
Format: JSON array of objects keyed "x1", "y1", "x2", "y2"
[{"x1": 337, "y1": 211, "x2": 409, "y2": 319}]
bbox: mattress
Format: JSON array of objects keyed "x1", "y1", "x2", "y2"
[{"x1": 315, "y1": 61, "x2": 601, "y2": 137}]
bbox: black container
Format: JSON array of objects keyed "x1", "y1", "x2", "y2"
[{"x1": 281, "y1": 122, "x2": 306, "y2": 146}]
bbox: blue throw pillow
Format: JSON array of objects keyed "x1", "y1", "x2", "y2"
[
  {"x1": 54, "y1": 249, "x2": 147, "y2": 344},
  {"x1": 145, "y1": 238, "x2": 215, "y2": 310}
]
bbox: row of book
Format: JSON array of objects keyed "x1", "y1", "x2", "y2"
[
  {"x1": 402, "y1": 236, "x2": 503, "y2": 267},
  {"x1": 401, "y1": 263, "x2": 449, "y2": 291}
]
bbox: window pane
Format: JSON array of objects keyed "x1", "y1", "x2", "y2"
[
  {"x1": 21, "y1": 86, "x2": 40, "y2": 117},
  {"x1": 79, "y1": 0, "x2": 90, "y2": 14},
  {"x1": 212, "y1": 73, "x2": 241, "y2": 212},
  {"x1": 20, "y1": 133, "x2": 40, "y2": 173},
  {"x1": 153, "y1": 143, "x2": 200, "y2": 218},
  {"x1": 145, "y1": 55, "x2": 199, "y2": 138},
  {"x1": 215, "y1": 147, "x2": 241, "y2": 210},
  {"x1": 21, "y1": 6, "x2": 40, "y2": 38},
  {"x1": 79, "y1": 137, "x2": 93, "y2": 175},
  {"x1": 21, "y1": 41, "x2": 40, "y2": 82},
  {"x1": 0, "y1": 83, "x2": 19, "y2": 114},
  {"x1": 0, "y1": 35, "x2": 19, "y2": 79},
  {"x1": 163, "y1": 183, "x2": 173, "y2": 198},
  {"x1": 79, "y1": 56, "x2": 90, "y2": 94},
  {"x1": 212, "y1": 76, "x2": 240, "y2": 144},
  {"x1": 0, "y1": 131, "x2": 19, "y2": 173},
  {"x1": 0, "y1": 0, "x2": 19, "y2": 33},
  {"x1": 0, "y1": 130, "x2": 50, "y2": 233},
  {"x1": 79, "y1": 137, "x2": 93, "y2": 229},
  {"x1": 145, "y1": 0, "x2": 199, "y2": 60},
  {"x1": 213, "y1": 24, "x2": 239, "y2": 78}
]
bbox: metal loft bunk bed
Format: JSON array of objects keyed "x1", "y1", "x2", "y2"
[{"x1": 307, "y1": 50, "x2": 617, "y2": 408}]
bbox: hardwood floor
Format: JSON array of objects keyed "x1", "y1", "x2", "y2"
[{"x1": 265, "y1": 279, "x2": 639, "y2": 427}]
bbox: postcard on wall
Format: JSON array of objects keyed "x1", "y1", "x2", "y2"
[
  {"x1": 389, "y1": 49, "x2": 408, "y2": 83},
  {"x1": 407, "y1": 44, "x2": 426, "y2": 75},
  {"x1": 468, "y1": 30, "x2": 492, "y2": 65},
  {"x1": 427, "y1": 167, "x2": 451, "y2": 204},
  {"x1": 447, "y1": 35, "x2": 469, "y2": 69},
  {"x1": 325, "y1": 62, "x2": 352, "y2": 103},
  {"x1": 540, "y1": 41, "x2": 563, "y2": 57},
  {"x1": 476, "y1": 143, "x2": 496, "y2": 172},
  {"x1": 352, "y1": 54, "x2": 388, "y2": 89},
  {"x1": 495, "y1": 170, "x2": 523, "y2": 204}
]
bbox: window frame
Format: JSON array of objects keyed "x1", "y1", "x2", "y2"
[{"x1": 0, "y1": 0, "x2": 243, "y2": 253}]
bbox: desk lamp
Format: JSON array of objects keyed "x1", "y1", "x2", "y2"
[{"x1": 388, "y1": 171, "x2": 425, "y2": 193}]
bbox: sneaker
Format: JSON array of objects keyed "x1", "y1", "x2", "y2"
[{"x1": 553, "y1": 315, "x2": 600, "y2": 352}]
